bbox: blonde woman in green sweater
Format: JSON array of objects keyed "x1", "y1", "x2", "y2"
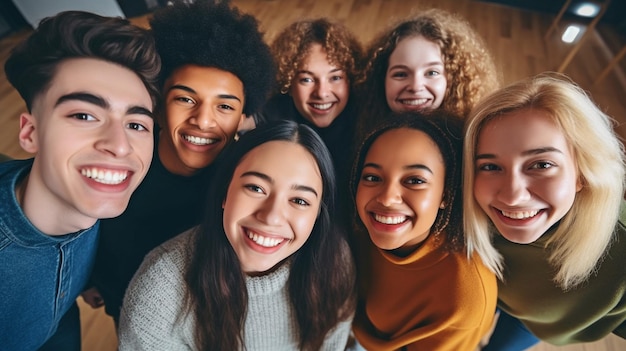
[{"x1": 464, "y1": 73, "x2": 626, "y2": 350}]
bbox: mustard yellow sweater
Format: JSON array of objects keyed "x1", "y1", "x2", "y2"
[{"x1": 352, "y1": 232, "x2": 497, "y2": 350}]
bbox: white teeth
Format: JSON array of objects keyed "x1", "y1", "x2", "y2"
[
  {"x1": 184, "y1": 135, "x2": 216, "y2": 145},
  {"x1": 374, "y1": 214, "x2": 407, "y2": 224},
  {"x1": 247, "y1": 230, "x2": 284, "y2": 247},
  {"x1": 312, "y1": 103, "x2": 332, "y2": 110},
  {"x1": 401, "y1": 98, "x2": 427, "y2": 106},
  {"x1": 81, "y1": 168, "x2": 128, "y2": 185},
  {"x1": 501, "y1": 210, "x2": 539, "y2": 219}
]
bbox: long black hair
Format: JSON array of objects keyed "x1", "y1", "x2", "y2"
[{"x1": 186, "y1": 120, "x2": 355, "y2": 350}]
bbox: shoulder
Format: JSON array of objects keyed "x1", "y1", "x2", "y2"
[
  {"x1": 0, "y1": 159, "x2": 32, "y2": 179},
  {"x1": 144, "y1": 228, "x2": 196, "y2": 271}
]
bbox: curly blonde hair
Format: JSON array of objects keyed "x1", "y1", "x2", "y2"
[
  {"x1": 358, "y1": 8, "x2": 499, "y2": 134},
  {"x1": 271, "y1": 18, "x2": 364, "y2": 95}
]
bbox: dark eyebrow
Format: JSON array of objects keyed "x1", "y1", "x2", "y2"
[
  {"x1": 56, "y1": 92, "x2": 153, "y2": 118},
  {"x1": 241, "y1": 171, "x2": 319, "y2": 198},
  {"x1": 168, "y1": 84, "x2": 242, "y2": 102},
  {"x1": 476, "y1": 147, "x2": 563, "y2": 161},
  {"x1": 363, "y1": 162, "x2": 433, "y2": 175},
  {"x1": 292, "y1": 184, "x2": 319, "y2": 198},
  {"x1": 56, "y1": 92, "x2": 107, "y2": 109}
]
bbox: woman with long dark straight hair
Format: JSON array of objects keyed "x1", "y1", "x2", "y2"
[{"x1": 118, "y1": 120, "x2": 356, "y2": 351}]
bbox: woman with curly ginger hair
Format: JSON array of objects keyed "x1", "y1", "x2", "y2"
[
  {"x1": 358, "y1": 8, "x2": 499, "y2": 135},
  {"x1": 257, "y1": 18, "x2": 364, "y2": 185}
]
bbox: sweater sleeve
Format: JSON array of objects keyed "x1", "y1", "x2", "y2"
[{"x1": 118, "y1": 233, "x2": 194, "y2": 351}]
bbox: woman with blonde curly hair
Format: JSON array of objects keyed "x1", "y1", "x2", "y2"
[
  {"x1": 464, "y1": 73, "x2": 626, "y2": 350},
  {"x1": 358, "y1": 8, "x2": 499, "y2": 134},
  {"x1": 257, "y1": 18, "x2": 364, "y2": 184}
]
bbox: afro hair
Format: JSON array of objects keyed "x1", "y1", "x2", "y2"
[{"x1": 150, "y1": 0, "x2": 275, "y2": 116}]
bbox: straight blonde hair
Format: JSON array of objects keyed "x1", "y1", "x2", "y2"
[{"x1": 463, "y1": 73, "x2": 625, "y2": 290}]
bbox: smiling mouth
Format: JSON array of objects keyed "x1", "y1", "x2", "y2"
[
  {"x1": 400, "y1": 98, "x2": 428, "y2": 106},
  {"x1": 81, "y1": 168, "x2": 129, "y2": 185},
  {"x1": 246, "y1": 229, "x2": 285, "y2": 247},
  {"x1": 499, "y1": 209, "x2": 540, "y2": 219},
  {"x1": 310, "y1": 103, "x2": 334, "y2": 110},
  {"x1": 373, "y1": 213, "x2": 408, "y2": 225},
  {"x1": 184, "y1": 134, "x2": 218, "y2": 145}
]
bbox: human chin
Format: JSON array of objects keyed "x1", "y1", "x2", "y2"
[{"x1": 488, "y1": 209, "x2": 552, "y2": 244}]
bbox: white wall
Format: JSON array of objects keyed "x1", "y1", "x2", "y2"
[{"x1": 13, "y1": 0, "x2": 125, "y2": 28}]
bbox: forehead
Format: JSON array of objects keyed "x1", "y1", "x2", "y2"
[
  {"x1": 235, "y1": 140, "x2": 323, "y2": 186},
  {"x1": 390, "y1": 35, "x2": 443, "y2": 64},
  {"x1": 477, "y1": 109, "x2": 570, "y2": 152},
  {"x1": 300, "y1": 43, "x2": 338, "y2": 70},
  {"x1": 165, "y1": 65, "x2": 244, "y2": 96},
  {"x1": 366, "y1": 127, "x2": 445, "y2": 168},
  {"x1": 34, "y1": 57, "x2": 151, "y2": 112}
]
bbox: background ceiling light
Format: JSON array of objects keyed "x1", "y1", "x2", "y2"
[
  {"x1": 574, "y1": 3, "x2": 600, "y2": 17},
  {"x1": 561, "y1": 25, "x2": 582, "y2": 43}
]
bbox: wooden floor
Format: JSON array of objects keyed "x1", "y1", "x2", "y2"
[{"x1": 2, "y1": 0, "x2": 625, "y2": 350}]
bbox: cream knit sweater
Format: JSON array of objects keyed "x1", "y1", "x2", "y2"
[{"x1": 118, "y1": 228, "x2": 353, "y2": 350}]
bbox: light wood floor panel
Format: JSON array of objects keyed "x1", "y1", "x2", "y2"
[{"x1": 2, "y1": 0, "x2": 625, "y2": 350}]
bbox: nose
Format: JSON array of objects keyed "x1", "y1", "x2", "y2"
[
  {"x1": 95, "y1": 122, "x2": 132, "y2": 157},
  {"x1": 192, "y1": 103, "x2": 217, "y2": 131},
  {"x1": 314, "y1": 80, "x2": 330, "y2": 98},
  {"x1": 376, "y1": 181, "x2": 403, "y2": 207},
  {"x1": 255, "y1": 195, "x2": 286, "y2": 226},
  {"x1": 407, "y1": 74, "x2": 424, "y2": 93},
  {"x1": 497, "y1": 171, "x2": 531, "y2": 206}
]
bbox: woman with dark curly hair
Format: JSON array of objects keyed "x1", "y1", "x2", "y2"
[
  {"x1": 257, "y1": 18, "x2": 364, "y2": 184},
  {"x1": 358, "y1": 8, "x2": 499, "y2": 134},
  {"x1": 83, "y1": 0, "x2": 276, "y2": 326},
  {"x1": 118, "y1": 121, "x2": 356, "y2": 350},
  {"x1": 350, "y1": 112, "x2": 497, "y2": 350}
]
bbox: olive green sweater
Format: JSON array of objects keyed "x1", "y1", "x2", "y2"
[{"x1": 495, "y1": 220, "x2": 626, "y2": 345}]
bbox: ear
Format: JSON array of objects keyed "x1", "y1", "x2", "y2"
[
  {"x1": 439, "y1": 201, "x2": 446, "y2": 209},
  {"x1": 576, "y1": 175, "x2": 584, "y2": 193},
  {"x1": 237, "y1": 114, "x2": 255, "y2": 135},
  {"x1": 18, "y1": 113, "x2": 39, "y2": 154}
]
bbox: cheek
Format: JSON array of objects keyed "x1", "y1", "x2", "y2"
[
  {"x1": 219, "y1": 116, "x2": 244, "y2": 136},
  {"x1": 135, "y1": 138, "x2": 154, "y2": 165},
  {"x1": 290, "y1": 85, "x2": 308, "y2": 106},
  {"x1": 293, "y1": 210, "x2": 318, "y2": 242},
  {"x1": 165, "y1": 107, "x2": 188, "y2": 131},
  {"x1": 433, "y1": 80, "x2": 447, "y2": 99},
  {"x1": 335, "y1": 83, "x2": 350, "y2": 100},
  {"x1": 473, "y1": 177, "x2": 493, "y2": 210},
  {"x1": 355, "y1": 186, "x2": 370, "y2": 218},
  {"x1": 384, "y1": 78, "x2": 397, "y2": 98},
  {"x1": 537, "y1": 177, "x2": 578, "y2": 214}
]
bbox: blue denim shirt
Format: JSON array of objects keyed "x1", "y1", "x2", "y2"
[{"x1": 0, "y1": 159, "x2": 99, "y2": 351}]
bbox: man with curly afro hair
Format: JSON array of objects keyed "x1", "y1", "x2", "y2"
[{"x1": 82, "y1": 0, "x2": 275, "y2": 327}]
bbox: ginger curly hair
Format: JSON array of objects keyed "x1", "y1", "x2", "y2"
[{"x1": 271, "y1": 18, "x2": 364, "y2": 95}]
